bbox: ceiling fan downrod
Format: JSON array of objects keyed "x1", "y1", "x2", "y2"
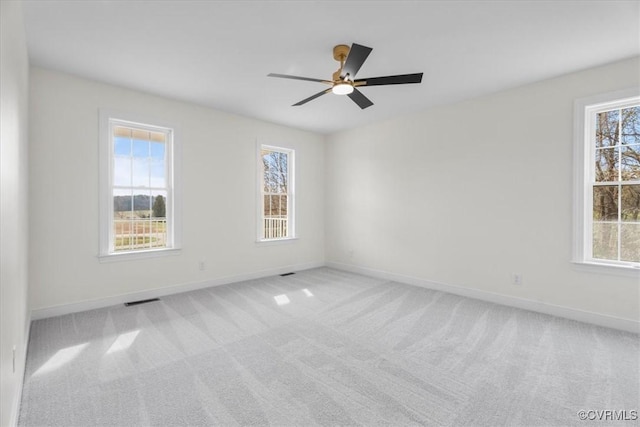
[{"x1": 332, "y1": 44, "x2": 350, "y2": 83}]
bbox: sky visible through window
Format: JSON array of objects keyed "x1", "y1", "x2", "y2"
[{"x1": 114, "y1": 136, "x2": 166, "y2": 188}]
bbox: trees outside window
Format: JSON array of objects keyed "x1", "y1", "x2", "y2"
[{"x1": 152, "y1": 195, "x2": 166, "y2": 219}]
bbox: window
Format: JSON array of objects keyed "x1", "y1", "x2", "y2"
[
  {"x1": 100, "y1": 112, "x2": 180, "y2": 259},
  {"x1": 574, "y1": 90, "x2": 640, "y2": 270},
  {"x1": 258, "y1": 145, "x2": 295, "y2": 241}
]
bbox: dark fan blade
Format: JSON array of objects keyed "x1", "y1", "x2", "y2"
[
  {"x1": 341, "y1": 43, "x2": 372, "y2": 80},
  {"x1": 347, "y1": 88, "x2": 374, "y2": 109},
  {"x1": 355, "y1": 73, "x2": 423, "y2": 86},
  {"x1": 293, "y1": 88, "x2": 332, "y2": 106},
  {"x1": 268, "y1": 73, "x2": 332, "y2": 84}
]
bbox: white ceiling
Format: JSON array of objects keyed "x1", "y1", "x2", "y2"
[{"x1": 22, "y1": 1, "x2": 640, "y2": 135}]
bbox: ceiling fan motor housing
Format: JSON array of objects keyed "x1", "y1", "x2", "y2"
[{"x1": 333, "y1": 44, "x2": 350, "y2": 62}]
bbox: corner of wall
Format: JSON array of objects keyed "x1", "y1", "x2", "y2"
[{"x1": 1, "y1": 0, "x2": 31, "y2": 425}]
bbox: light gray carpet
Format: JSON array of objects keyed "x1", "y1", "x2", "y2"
[{"x1": 19, "y1": 268, "x2": 639, "y2": 426}]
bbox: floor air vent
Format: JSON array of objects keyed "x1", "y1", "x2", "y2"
[
  {"x1": 280, "y1": 272, "x2": 295, "y2": 277},
  {"x1": 124, "y1": 298, "x2": 160, "y2": 307}
]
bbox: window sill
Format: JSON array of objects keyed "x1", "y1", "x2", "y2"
[
  {"x1": 255, "y1": 237, "x2": 298, "y2": 246},
  {"x1": 98, "y1": 248, "x2": 181, "y2": 263},
  {"x1": 571, "y1": 260, "x2": 640, "y2": 278}
]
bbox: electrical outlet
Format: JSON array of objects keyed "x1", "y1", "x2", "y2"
[
  {"x1": 198, "y1": 261, "x2": 205, "y2": 271},
  {"x1": 512, "y1": 273, "x2": 523, "y2": 286}
]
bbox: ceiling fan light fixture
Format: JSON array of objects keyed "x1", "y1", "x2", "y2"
[{"x1": 332, "y1": 83, "x2": 354, "y2": 95}]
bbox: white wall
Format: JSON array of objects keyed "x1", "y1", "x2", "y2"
[
  {"x1": 326, "y1": 57, "x2": 640, "y2": 324},
  {"x1": 1, "y1": 1, "x2": 30, "y2": 425},
  {"x1": 29, "y1": 67, "x2": 324, "y2": 312}
]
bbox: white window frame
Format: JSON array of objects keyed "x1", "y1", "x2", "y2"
[
  {"x1": 256, "y1": 142, "x2": 296, "y2": 243},
  {"x1": 573, "y1": 88, "x2": 640, "y2": 275},
  {"x1": 99, "y1": 110, "x2": 181, "y2": 261}
]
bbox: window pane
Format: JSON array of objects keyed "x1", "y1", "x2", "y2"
[
  {"x1": 262, "y1": 150, "x2": 288, "y2": 194},
  {"x1": 113, "y1": 189, "x2": 133, "y2": 252},
  {"x1": 132, "y1": 192, "x2": 151, "y2": 212},
  {"x1": 113, "y1": 126, "x2": 132, "y2": 139},
  {"x1": 267, "y1": 195, "x2": 276, "y2": 217},
  {"x1": 282, "y1": 194, "x2": 288, "y2": 216},
  {"x1": 132, "y1": 157, "x2": 150, "y2": 187},
  {"x1": 265, "y1": 195, "x2": 287, "y2": 216},
  {"x1": 595, "y1": 148, "x2": 618, "y2": 182},
  {"x1": 130, "y1": 192, "x2": 150, "y2": 250},
  {"x1": 114, "y1": 137, "x2": 131, "y2": 156},
  {"x1": 150, "y1": 190, "x2": 167, "y2": 248},
  {"x1": 113, "y1": 156, "x2": 131, "y2": 187},
  {"x1": 151, "y1": 191, "x2": 167, "y2": 218},
  {"x1": 263, "y1": 194, "x2": 287, "y2": 239},
  {"x1": 592, "y1": 222, "x2": 618, "y2": 261},
  {"x1": 265, "y1": 194, "x2": 287, "y2": 217},
  {"x1": 593, "y1": 186, "x2": 618, "y2": 221},
  {"x1": 621, "y1": 185, "x2": 640, "y2": 221},
  {"x1": 150, "y1": 160, "x2": 166, "y2": 187},
  {"x1": 132, "y1": 139, "x2": 149, "y2": 157},
  {"x1": 263, "y1": 194, "x2": 271, "y2": 217},
  {"x1": 621, "y1": 145, "x2": 640, "y2": 181},
  {"x1": 596, "y1": 110, "x2": 619, "y2": 148},
  {"x1": 621, "y1": 106, "x2": 639, "y2": 145},
  {"x1": 132, "y1": 192, "x2": 151, "y2": 250},
  {"x1": 263, "y1": 152, "x2": 273, "y2": 192},
  {"x1": 115, "y1": 191, "x2": 167, "y2": 250},
  {"x1": 150, "y1": 141, "x2": 165, "y2": 159},
  {"x1": 113, "y1": 189, "x2": 132, "y2": 215},
  {"x1": 621, "y1": 223, "x2": 640, "y2": 263}
]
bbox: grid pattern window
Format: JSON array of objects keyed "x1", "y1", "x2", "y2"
[
  {"x1": 260, "y1": 145, "x2": 294, "y2": 240},
  {"x1": 108, "y1": 120, "x2": 174, "y2": 253},
  {"x1": 588, "y1": 101, "x2": 640, "y2": 266}
]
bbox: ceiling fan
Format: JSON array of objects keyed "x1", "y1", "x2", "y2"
[{"x1": 268, "y1": 43, "x2": 423, "y2": 109}]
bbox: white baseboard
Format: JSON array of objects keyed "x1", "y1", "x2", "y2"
[
  {"x1": 30, "y1": 261, "x2": 324, "y2": 320},
  {"x1": 327, "y1": 261, "x2": 640, "y2": 334}
]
